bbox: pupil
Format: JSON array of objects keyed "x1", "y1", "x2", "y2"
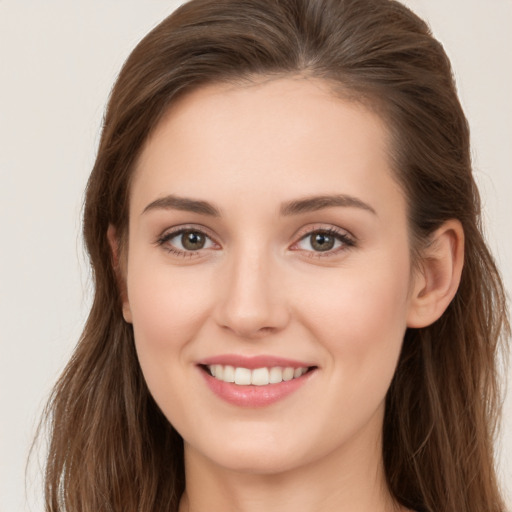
[
  {"x1": 311, "y1": 232, "x2": 334, "y2": 251},
  {"x1": 182, "y1": 231, "x2": 205, "y2": 250}
]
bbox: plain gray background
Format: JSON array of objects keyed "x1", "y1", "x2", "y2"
[{"x1": 1, "y1": 1, "x2": 510, "y2": 510}]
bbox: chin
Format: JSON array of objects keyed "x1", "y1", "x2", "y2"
[
  {"x1": 186, "y1": 427, "x2": 330, "y2": 477},
  {"x1": 212, "y1": 449, "x2": 305, "y2": 476}
]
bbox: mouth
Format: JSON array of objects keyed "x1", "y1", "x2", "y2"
[
  {"x1": 200, "y1": 364, "x2": 316, "y2": 386},
  {"x1": 197, "y1": 356, "x2": 318, "y2": 407}
]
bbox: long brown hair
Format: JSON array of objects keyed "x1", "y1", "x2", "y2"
[{"x1": 41, "y1": 0, "x2": 510, "y2": 510}]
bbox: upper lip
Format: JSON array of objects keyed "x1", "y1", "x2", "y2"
[{"x1": 197, "y1": 354, "x2": 315, "y2": 370}]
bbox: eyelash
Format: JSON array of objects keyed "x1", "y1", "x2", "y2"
[
  {"x1": 292, "y1": 227, "x2": 356, "y2": 258},
  {"x1": 156, "y1": 225, "x2": 356, "y2": 259},
  {"x1": 156, "y1": 226, "x2": 218, "y2": 258}
]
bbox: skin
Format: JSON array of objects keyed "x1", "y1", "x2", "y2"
[{"x1": 114, "y1": 76, "x2": 463, "y2": 512}]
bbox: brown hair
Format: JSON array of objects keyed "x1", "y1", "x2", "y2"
[{"x1": 41, "y1": 0, "x2": 509, "y2": 511}]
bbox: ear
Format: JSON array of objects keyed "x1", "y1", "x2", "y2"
[
  {"x1": 407, "y1": 219, "x2": 464, "y2": 328},
  {"x1": 107, "y1": 225, "x2": 133, "y2": 324}
]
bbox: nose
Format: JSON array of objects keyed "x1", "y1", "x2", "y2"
[{"x1": 213, "y1": 249, "x2": 290, "y2": 339}]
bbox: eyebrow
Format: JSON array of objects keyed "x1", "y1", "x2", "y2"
[
  {"x1": 142, "y1": 193, "x2": 376, "y2": 217},
  {"x1": 280, "y1": 194, "x2": 377, "y2": 216},
  {"x1": 142, "y1": 195, "x2": 221, "y2": 217}
]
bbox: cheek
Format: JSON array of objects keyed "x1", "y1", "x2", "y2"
[
  {"x1": 292, "y1": 268, "x2": 411, "y2": 451},
  {"x1": 125, "y1": 260, "x2": 214, "y2": 368},
  {"x1": 125, "y1": 262, "x2": 218, "y2": 426},
  {"x1": 296, "y1": 257, "x2": 412, "y2": 391},
  {"x1": 302, "y1": 257, "x2": 410, "y2": 329}
]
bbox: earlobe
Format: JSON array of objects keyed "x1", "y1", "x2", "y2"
[
  {"x1": 122, "y1": 302, "x2": 133, "y2": 324},
  {"x1": 407, "y1": 219, "x2": 464, "y2": 328},
  {"x1": 107, "y1": 225, "x2": 133, "y2": 324}
]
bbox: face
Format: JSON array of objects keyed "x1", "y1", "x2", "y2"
[{"x1": 122, "y1": 77, "x2": 421, "y2": 475}]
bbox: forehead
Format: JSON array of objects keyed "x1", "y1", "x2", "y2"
[{"x1": 130, "y1": 76, "x2": 403, "y2": 219}]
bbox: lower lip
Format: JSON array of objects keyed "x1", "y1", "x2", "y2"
[{"x1": 199, "y1": 367, "x2": 315, "y2": 407}]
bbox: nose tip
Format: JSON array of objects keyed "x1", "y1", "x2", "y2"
[{"x1": 221, "y1": 317, "x2": 278, "y2": 340}]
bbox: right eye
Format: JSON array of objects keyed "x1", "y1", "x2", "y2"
[{"x1": 157, "y1": 228, "x2": 217, "y2": 256}]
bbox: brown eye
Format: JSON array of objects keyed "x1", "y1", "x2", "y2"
[
  {"x1": 181, "y1": 230, "x2": 206, "y2": 250},
  {"x1": 293, "y1": 228, "x2": 355, "y2": 256},
  {"x1": 309, "y1": 231, "x2": 336, "y2": 251},
  {"x1": 158, "y1": 228, "x2": 216, "y2": 255}
]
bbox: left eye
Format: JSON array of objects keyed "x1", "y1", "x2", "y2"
[
  {"x1": 163, "y1": 229, "x2": 216, "y2": 252},
  {"x1": 295, "y1": 230, "x2": 352, "y2": 253}
]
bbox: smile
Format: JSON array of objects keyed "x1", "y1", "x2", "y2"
[
  {"x1": 206, "y1": 365, "x2": 310, "y2": 386},
  {"x1": 198, "y1": 356, "x2": 317, "y2": 407},
  {"x1": 197, "y1": 355, "x2": 317, "y2": 407}
]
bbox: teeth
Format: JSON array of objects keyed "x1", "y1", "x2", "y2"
[
  {"x1": 223, "y1": 365, "x2": 235, "y2": 383},
  {"x1": 251, "y1": 367, "x2": 269, "y2": 386},
  {"x1": 207, "y1": 365, "x2": 309, "y2": 386},
  {"x1": 269, "y1": 366, "x2": 283, "y2": 384},
  {"x1": 282, "y1": 367, "x2": 295, "y2": 381},
  {"x1": 211, "y1": 364, "x2": 222, "y2": 379},
  {"x1": 234, "y1": 367, "x2": 252, "y2": 385}
]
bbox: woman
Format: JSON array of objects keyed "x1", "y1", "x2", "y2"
[{"x1": 42, "y1": 0, "x2": 509, "y2": 511}]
